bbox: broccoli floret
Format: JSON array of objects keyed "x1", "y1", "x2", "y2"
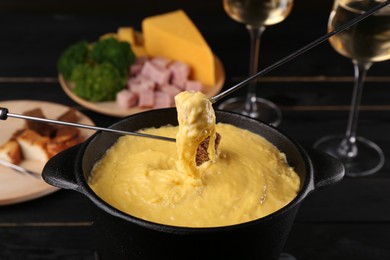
[
  {"x1": 58, "y1": 37, "x2": 136, "y2": 102},
  {"x1": 58, "y1": 41, "x2": 89, "y2": 80},
  {"x1": 89, "y1": 37, "x2": 135, "y2": 77},
  {"x1": 70, "y1": 62, "x2": 126, "y2": 102}
]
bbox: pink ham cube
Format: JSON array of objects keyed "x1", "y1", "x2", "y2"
[
  {"x1": 138, "y1": 89, "x2": 155, "y2": 108},
  {"x1": 185, "y1": 80, "x2": 203, "y2": 92},
  {"x1": 140, "y1": 61, "x2": 171, "y2": 86},
  {"x1": 129, "y1": 63, "x2": 143, "y2": 76},
  {"x1": 128, "y1": 76, "x2": 156, "y2": 94},
  {"x1": 135, "y1": 56, "x2": 148, "y2": 65},
  {"x1": 154, "y1": 91, "x2": 172, "y2": 109},
  {"x1": 129, "y1": 56, "x2": 148, "y2": 76},
  {"x1": 116, "y1": 89, "x2": 138, "y2": 109},
  {"x1": 169, "y1": 61, "x2": 190, "y2": 89},
  {"x1": 150, "y1": 56, "x2": 171, "y2": 68},
  {"x1": 160, "y1": 84, "x2": 182, "y2": 99}
]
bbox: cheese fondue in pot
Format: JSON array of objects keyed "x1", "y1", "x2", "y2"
[{"x1": 88, "y1": 91, "x2": 300, "y2": 227}]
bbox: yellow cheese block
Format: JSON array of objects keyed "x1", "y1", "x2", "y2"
[
  {"x1": 117, "y1": 27, "x2": 147, "y2": 57},
  {"x1": 99, "y1": 33, "x2": 118, "y2": 40},
  {"x1": 117, "y1": 27, "x2": 136, "y2": 45},
  {"x1": 142, "y1": 10, "x2": 216, "y2": 87},
  {"x1": 131, "y1": 45, "x2": 148, "y2": 57}
]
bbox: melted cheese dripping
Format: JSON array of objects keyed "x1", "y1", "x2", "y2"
[{"x1": 175, "y1": 91, "x2": 217, "y2": 178}]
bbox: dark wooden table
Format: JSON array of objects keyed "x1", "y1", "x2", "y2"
[{"x1": 1, "y1": 1, "x2": 390, "y2": 259}]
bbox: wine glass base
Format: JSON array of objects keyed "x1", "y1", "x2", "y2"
[
  {"x1": 313, "y1": 135, "x2": 385, "y2": 177},
  {"x1": 217, "y1": 96, "x2": 282, "y2": 127}
]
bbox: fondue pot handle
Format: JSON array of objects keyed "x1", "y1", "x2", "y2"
[
  {"x1": 308, "y1": 148, "x2": 345, "y2": 190},
  {"x1": 42, "y1": 144, "x2": 82, "y2": 192}
]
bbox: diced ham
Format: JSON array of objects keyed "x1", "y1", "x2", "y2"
[
  {"x1": 140, "y1": 61, "x2": 171, "y2": 86},
  {"x1": 169, "y1": 61, "x2": 191, "y2": 89},
  {"x1": 129, "y1": 56, "x2": 148, "y2": 75},
  {"x1": 116, "y1": 89, "x2": 138, "y2": 109},
  {"x1": 138, "y1": 89, "x2": 155, "y2": 108},
  {"x1": 123, "y1": 56, "x2": 205, "y2": 110},
  {"x1": 128, "y1": 76, "x2": 156, "y2": 94},
  {"x1": 160, "y1": 84, "x2": 182, "y2": 99},
  {"x1": 129, "y1": 63, "x2": 143, "y2": 76},
  {"x1": 185, "y1": 80, "x2": 203, "y2": 92},
  {"x1": 135, "y1": 56, "x2": 148, "y2": 65},
  {"x1": 154, "y1": 91, "x2": 172, "y2": 109},
  {"x1": 150, "y1": 56, "x2": 171, "y2": 68}
]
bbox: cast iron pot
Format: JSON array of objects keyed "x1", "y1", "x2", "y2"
[{"x1": 42, "y1": 108, "x2": 344, "y2": 260}]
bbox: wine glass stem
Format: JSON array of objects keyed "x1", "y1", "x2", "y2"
[
  {"x1": 338, "y1": 60, "x2": 372, "y2": 159},
  {"x1": 244, "y1": 25, "x2": 266, "y2": 116}
]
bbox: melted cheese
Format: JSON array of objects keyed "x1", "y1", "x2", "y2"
[
  {"x1": 89, "y1": 92, "x2": 300, "y2": 227},
  {"x1": 175, "y1": 91, "x2": 216, "y2": 178},
  {"x1": 142, "y1": 10, "x2": 216, "y2": 87}
]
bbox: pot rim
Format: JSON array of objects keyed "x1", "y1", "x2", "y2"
[{"x1": 77, "y1": 109, "x2": 314, "y2": 234}]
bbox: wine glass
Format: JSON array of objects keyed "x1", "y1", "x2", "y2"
[
  {"x1": 218, "y1": 0, "x2": 294, "y2": 126},
  {"x1": 313, "y1": 0, "x2": 390, "y2": 177}
]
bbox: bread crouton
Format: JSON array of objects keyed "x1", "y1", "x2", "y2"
[
  {"x1": 46, "y1": 135, "x2": 84, "y2": 158},
  {"x1": 23, "y1": 108, "x2": 56, "y2": 137},
  {"x1": 196, "y1": 133, "x2": 221, "y2": 166},
  {"x1": 0, "y1": 139, "x2": 23, "y2": 164},
  {"x1": 16, "y1": 129, "x2": 50, "y2": 162},
  {"x1": 46, "y1": 125, "x2": 83, "y2": 158},
  {"x1": 56, "y1": 108, "x2": 79, "y2": 123},
  {"x1": 52, "y1": 126, "x2": 80, "y2": 143}
]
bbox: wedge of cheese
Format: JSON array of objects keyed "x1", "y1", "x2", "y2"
[{"x1": 142, "y1": 10, "x2": 216, "y2": 87}]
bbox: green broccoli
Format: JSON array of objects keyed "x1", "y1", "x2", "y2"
[
  {"x1": 70, "y1": 62, "x2": 126, "y2": 102},
  {"x1": 89, "y1": 37, "x2": 135, "y2": 77},
  {"x1": 57, "y1": 41, "x2": 89, "y2": 80},
  {"x1": 58, "y1": 37, "x2": 136, "y2": 102}
]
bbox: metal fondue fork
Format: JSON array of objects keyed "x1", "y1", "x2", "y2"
[
  {"x1": 0, "y1": 107, "x2": 176, "y2": 142},
  {"x1": 0, "y1": 0, "x2": 389, "y2": 143}
]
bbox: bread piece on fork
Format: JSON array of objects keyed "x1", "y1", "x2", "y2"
[{"x1": 196, "y1": 132, "x2": 221, "y2": 166}]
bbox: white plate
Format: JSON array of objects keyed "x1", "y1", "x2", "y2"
[
  {"x1": 0, "y1": 100, "x2": 95, "y2": 205},
  {"x1": 59, "y1": 55, "x2": 225, "y2": 117}
]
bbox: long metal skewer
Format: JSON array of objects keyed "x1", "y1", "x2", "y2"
[
  {"x1": 210, "y1": 0, "x2": 390, "y2": 104},
  {"x1": 0, "y1": 107, "x2": 176, "y2": 142}
]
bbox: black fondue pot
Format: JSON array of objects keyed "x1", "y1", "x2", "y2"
[{"x1": 42, "y1": 108, "x2": 344, "y2": 260}]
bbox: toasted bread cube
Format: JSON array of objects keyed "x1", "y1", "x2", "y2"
[
  {"x1": 16, "y1": 129, "x2": 50, "y2": 162},
  {"x1": 46, "y1": 136, "x2": 83, "y2": 158},
  {"x1": 57, "y1": 108, "x2": 79, "y2": 123},
  {"x1": 0, "y1": 139, "x2": 23, "y2": 164},
  {"x1": 23, "y1": 108, "x2": 55, "y2": 137}
]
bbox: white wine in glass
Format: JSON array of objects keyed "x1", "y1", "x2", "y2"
[
  {"x1": 224, "y1": 0, "x2": 293, "y2": 27},
  {"x1": 328, "y1": 0, "x2": 390, "y2": 62},
  {"x1": 218, "y1": 0, "x2": 294, "y2": 126},
  {"x1": 314, "y1": 0, "x2": 390, "y2": 177}
]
